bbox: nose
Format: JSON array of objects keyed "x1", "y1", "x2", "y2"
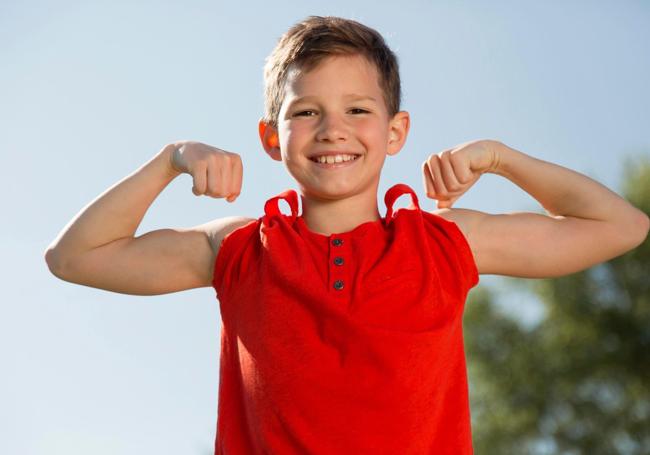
[{"x1": 315, "y1": 112, "x2": 349, "y2": 142}]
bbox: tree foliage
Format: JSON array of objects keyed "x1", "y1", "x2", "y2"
[{"x1": 466, "y1": 155, "x2": 650, "y2": 455}]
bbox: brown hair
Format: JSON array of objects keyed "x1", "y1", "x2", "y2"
[{"x1": 262, "y1": 15, "x2": 402, "y2": 129}]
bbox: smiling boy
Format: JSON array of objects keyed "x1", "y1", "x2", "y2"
[
  {"x1": 45, "y1": 15, "x2": 649, "y2": 455},
  {"x1": 259, "y1": 51, "x2": 410, "y2": 237}
]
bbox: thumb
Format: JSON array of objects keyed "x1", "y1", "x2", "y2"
[{"x1": 437, "y1": 194, "x2": 460, "y2": 209}]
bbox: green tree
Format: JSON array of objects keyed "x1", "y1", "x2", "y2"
[{"x1": 466, "y1": 155, "x2": 650, "y2": 455}]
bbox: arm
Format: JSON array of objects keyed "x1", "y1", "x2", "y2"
[
  {"x1": 44, "y1": 142, "x2": 250, "y2": 295},
  {"x1": 423, "y1": 140, "x2": 650, "y2": 278}
]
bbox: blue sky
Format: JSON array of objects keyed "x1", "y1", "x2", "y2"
[{"x1": 2, "y1": 1, "x2": 649, "y2": 453}]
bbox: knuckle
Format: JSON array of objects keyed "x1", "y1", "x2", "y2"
[
  {"x1": 210, "y1": 157, "x2": 226, "y2": 172},
  {"x1": 206, "y1": 182, "x2": 218, "y2": 196},
  {"x1": 207, "y1": 151, "x2": 221, "y2": 163}
]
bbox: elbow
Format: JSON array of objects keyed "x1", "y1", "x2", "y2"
[
  {"x1": 624, "y1": 209, "x2": 650, "y2": 250},
  {"x1": 44, "y1": 246, "x2": 68, "y2": 278},
  {"x1": 634, "y1": 209, "x2": 649, "y2": 242},
  {"x1": 639, "y1": 212, "x2": 650, "y2": 243}
]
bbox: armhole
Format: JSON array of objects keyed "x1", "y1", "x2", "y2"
[
  {"x1": 211, "y1": 219, "x2": 258, "y2": 296},
  {"x1": 211, "y1": 230, "x2": 231, "y2": 294},
  {"x1": 426, "y1": 212, "x2": 480, "y2": 290}
]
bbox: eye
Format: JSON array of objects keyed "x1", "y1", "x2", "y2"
[
  {"x1": 294, "y1": 110, "x2": 316, "y2": 117},
  {"x1": 349, "y1": 108, "x2": 369, "y2": 114}
]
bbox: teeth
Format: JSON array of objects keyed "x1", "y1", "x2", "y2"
[{"x1": 313, "y1": 154, "x2": 358, "y2": 164}]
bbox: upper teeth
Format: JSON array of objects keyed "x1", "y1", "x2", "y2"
[{"x1": 312, "y1": 154, "x2": 358, "y2": 164}]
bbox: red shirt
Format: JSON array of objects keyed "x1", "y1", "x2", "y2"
[{"x1": 212, "y1": 183, "x2": 479, "y2": 454}]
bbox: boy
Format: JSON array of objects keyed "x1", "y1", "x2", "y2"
[{"x1": 45, "y1": 15, "x2": 649, "y2": 455}]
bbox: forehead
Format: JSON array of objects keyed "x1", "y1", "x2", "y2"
[{"x1": 283, "y1": 54, "x2": 382, "y2": 99}]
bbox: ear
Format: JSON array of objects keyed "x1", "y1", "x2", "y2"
[
  {"x1": 386, "y1": 111, "x2": 411, "y2": 156},
  {"x1": 258, "y1": 119, "x2": 282, "y2": 161}
]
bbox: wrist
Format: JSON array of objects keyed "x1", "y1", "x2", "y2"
[
  {"x1": 486, "y1": 140, "x2": 517, "y2": 178},
  {"x1": 159, "y1": 143, "x2": 183, "y2": 178}
]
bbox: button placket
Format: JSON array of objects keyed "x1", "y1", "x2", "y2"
[{"x1": 329, "y1": 236, "x2": 349, "y2": 295}]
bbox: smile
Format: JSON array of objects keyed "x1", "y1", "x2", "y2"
[
  {"x1": 309, "y1": 154, "x2": 361, "y2": 169},
  {"x1": 309, "y1": 154, "x2": 361, "y2": 164}
]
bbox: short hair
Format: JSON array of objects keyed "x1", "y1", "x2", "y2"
[{"x1": 262, "y1": 15, "x2": 402, "y2": 129}]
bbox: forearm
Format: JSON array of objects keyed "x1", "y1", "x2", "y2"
[
  {"x1": 45, "y1": 143, "x2": 182, "y2": 266},
  {"x1": 490, "y1": 141, "x2": 647, "y2": 225}
]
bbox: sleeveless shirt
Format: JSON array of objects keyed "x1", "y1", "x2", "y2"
[{"x1": 212, "y1": 183, "x2": 480, "y2": 454}]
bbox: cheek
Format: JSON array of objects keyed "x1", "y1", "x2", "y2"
[
  {"x1": 279, "y1": 128, "x2": 304, "y2": 163},
  {"x1": 282, "y1": 123, "x2": 311, "y2": 145},
  {"x1": 356, "y1": 119, "x2": 387, "y2": 142}
]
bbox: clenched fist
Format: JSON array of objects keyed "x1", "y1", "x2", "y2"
[
  {"x1": 167, "y1": 140, "x2": 243, "y2": 202},
  {"x1": 422, "y1": 139, "x2": 501, "y2": 209}
]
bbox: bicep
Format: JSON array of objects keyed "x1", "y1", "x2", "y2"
[
  {"x1": 434, "y1": 208, "x2": 639, "y2": 278},
  {"x1": 55, "y1": 228, "x2": 215, "y2": 295},
  {"x1": 476, "y1": 212, "x2": 614, "y2": 277},
  {"x1": 53, "y1": 216, "x2": 255, "y2": 296}
]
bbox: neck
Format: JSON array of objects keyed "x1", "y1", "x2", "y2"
[{"x1": 299, "y1": 189, "x2": 381, "y2": 236}]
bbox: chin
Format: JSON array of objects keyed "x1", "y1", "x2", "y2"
[
  {"x1": 302, "y1": 180, "x2": 378, "y2": 202},
  {"x1": 298, "y1": 183, "x2": 356, "y2": 201}
]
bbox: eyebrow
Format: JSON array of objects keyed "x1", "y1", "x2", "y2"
[{"x1": 287, "y1": 94, "x2": 377, "y2": 108}]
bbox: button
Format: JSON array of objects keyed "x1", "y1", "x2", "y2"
[
  {"x1": 333, "y1": 256, "x2": 344, "y2": 266},
  {"x1": 333, "y1": 280, "x2": 344, "y2": 290},
  {"x1": 331, "y1": 238, "x2": 343, "y2": 246}
]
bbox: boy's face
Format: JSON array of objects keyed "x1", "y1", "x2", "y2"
[{"x1": 259, "y1": 53, "x2": 410, "y2": 202}]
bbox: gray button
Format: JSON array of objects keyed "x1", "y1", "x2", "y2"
[
  {"x1": 331, "y1": 238, "x2": 343, "y2": 246},
  {"x1": 333, "y1": 280, "x2": 344, "y2": 290},
  {"x1": 334, "y1": 256, "x2": 344, "y2": 266}
]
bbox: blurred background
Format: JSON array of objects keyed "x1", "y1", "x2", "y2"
[{"x1": 2, "y1": 0, "x2": 649, "y2": 453}]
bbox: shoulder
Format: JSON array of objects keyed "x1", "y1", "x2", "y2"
[
  {"x1": 421, "y1": 207, "x2": 486, "y2": 288},
  {"x1": 191, "y1": 216, "x2": 258, "y2": 256},
  {"x1": 427, "y1": 207, "x2": 488, "y2": 243}
]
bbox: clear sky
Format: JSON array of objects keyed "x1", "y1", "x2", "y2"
[{"x1": 2, "y1": 1, "x2": 649, "y2": 453}]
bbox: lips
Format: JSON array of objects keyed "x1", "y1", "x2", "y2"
[{"x1": 308, "y1": 149, "x2": 360, "y2": 157}]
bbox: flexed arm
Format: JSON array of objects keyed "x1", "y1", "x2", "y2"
[
  {"x1": 422, "y1": 140, "x2": 649, "y2": 277},
  {"x1": 44, "y1": 141, "x2": 249, "y2": 294}
]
